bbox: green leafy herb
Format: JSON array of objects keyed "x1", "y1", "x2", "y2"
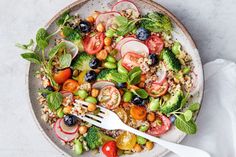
[
  {"x1": 36, "y1": 28, "x2": 49, "y2": 50},
  {"x1": 111, "y1": 72, "x2": 128, "y2": 83},
  {"x1": 141, "y1": 12, "x2": 172, "y2": 33},
  {"x1": 188, "y1": 103, "x2": 200, "y2": 112},
  {"x1": 38, "y1": 88, "x2": 53, "y2": 95},
  {"x1": 20, "y1": 53, "x2": 42, "y2": 64},
  {"x1": 59, "y1": 53, "x2": 72, "y2": 69},
  {"x1": 46, "y1": 92, "x2": 63, "y2": 110},
  {"x1": 56, "y1": 11, "x2": 72, "y2": 26},
  {"x1": 183, "y1": 110, "x2": 192, "y2": 122},
  {"x1": 128, "y1": 67, "x2": 142, "y2": 85},
  {"x1": 62, "y1": 26, "x2": 82, "y2": 41},
  {"x1": 16, "y1": 39, "x2": 34, "y2": 50},
  {"x1": 180, "y1": 92, "x2": 190, "y2": 108},
  {"x1": 48, "y1": 42, "x2": 66, "y2": 59},
  {"x1": 174, "y1": 115, "x2": 197, "y2": 134},
  {"x1": 132, "y1": 89, "x2": 148, "y2": 99}
]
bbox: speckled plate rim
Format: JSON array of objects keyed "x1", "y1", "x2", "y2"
[{"x1": 25, "y1": 0, "x2": 205, "y2": 157}]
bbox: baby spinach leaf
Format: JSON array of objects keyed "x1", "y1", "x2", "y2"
[
  {"x1": 16, "y1": 39, "x2": 34, "y2": 50},
  {"x1": 129, "y1": 71, "x2": 142, "y2": 85},
  {"x1": 128, "y1": 67, "x2": 142, "y2": 77},
  {"x1": 174, "y1": 115, "x2": 197, "y2": 134},
  {"x1": 20, "y1": 53, "x2": 42, "y2": 64},
  {"x1": 188, "y1": 103, "x2": 200, "y2": 112},
  {"x1": 46, "y1": 92, "x2": 63, "y2": 111},
  {"x1": 111, "y1": 72, "x2": 128, "y2": 83},
  {"x1": 36, "y1": 28, "x2": 49, "y2": 50},
  {"x1": 56, "y1": 11, "x2": 72, "y2": 26},
  {"x1": 59, "y1": 53, "x2": 72, "y2": 69},
  {"x1": 183, "y1": 110, "x2": 193, "y2": 122},
  {"x1": 48, "y1": 42, "x2": 66, "y2": 59},
  {"x1": 132, "y1": 89, "x2": 148, "y2": 99}
]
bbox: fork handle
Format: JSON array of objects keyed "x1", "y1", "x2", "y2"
[{"x1": 122, "y1": 124, "x2": 210, "y2": 157}]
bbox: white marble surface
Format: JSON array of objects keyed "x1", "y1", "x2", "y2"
[{"x1": 0, "y1": 0, "x2": 235, "y2": 157}]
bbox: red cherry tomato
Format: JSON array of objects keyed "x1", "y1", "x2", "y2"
[
  {"x1": 121, "y1": 52, "x2": 143, "y2": 71},
  {"x1": 83, "y1": 32, "x2": 105, "y2": 54},
  {"x1": 146, "y1": 79, "x2": 169, "y2": 97},
  {"x1": 102, "y1": 141, "x2": 118, "y2": 157},
  {"x1": 147, "y1": 114, "x2": 171, "y2": 136},
  {"x1": 145, "y1": 35, "x2": 164, "y2": 54},
  {"x1": 53, "y1": 68, "x2": 71, "y2": 84}
]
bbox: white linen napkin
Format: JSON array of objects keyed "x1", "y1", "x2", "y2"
[{"x1": 167, "y1": 59, "x2": 236, "y2": 157}]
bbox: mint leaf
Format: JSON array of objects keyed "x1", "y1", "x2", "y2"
[
  {"x1": 132, "y1": 89, "x2": 148, "y2": 99},
  {"x1": 174, "y1": 115, "x2": 197, "y2": 134},
  {"x1": 21, "y1": 53, "x2": 42, "y2": 64},
  {"x1": 188, "y1": 103, "x2": 200, "y2": 112},
  {"x1": 59, "y1": 53, "x2": 72, "y2": 69},
  {"x1": 111, "y1": 72, "x2": 128, "y2": 83},
  {"x1": 46, "y1": 92, "x2": 63, "y2": 111},
  {"x1": 48, "y1": 42, "x2": 66, "y2": 59},
  {"x1": 36, "y1": 28, "x2": 49, "y2": 49},
  {"x1": 183, "y1": 110, "x2": 192, "y2": 122}
]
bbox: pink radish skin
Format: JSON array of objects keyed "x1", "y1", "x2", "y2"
[
  {"x1": 62, "y1": 40, "x2": 78, "y2": 59},
  {"x1": 92, "y1": 81, "x2": 115, "y2": 89},
  {"x1": 54, "y1": 119, "x2": 78, "y2": 142},
  {"x1": 95, "y1": 11, "x2": 120, "y2": 26},
  {"x1": 120, "y1": 40, "x2": 149, "y2": 57},
  {"x1": 112, "y1": 0, "x2": 140, "y2": 15},
  {"x1": 59, "y1": 118, "x2": 79, "y2": 135}
]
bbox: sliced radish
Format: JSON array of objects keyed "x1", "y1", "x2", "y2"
[
  {"x1": 105, "y1": 16, "x2": 116, "y2": 31},
  {"x1": 92, "y1": 81, "x2": 115, "y2": 89},
  {"x1": 112, "y1": 0, "x2": 140, "y2": 17},
  {"x1": 95, "y1": 11, "x2": 120, "y2": 26},
  {"x1": 120, "y1": 40, "x2": 149, "y2": 57},
  {"x1": 54, "y1": 119, "x2": 78, "y2": 142},
  {"x1": 115, "y1": 37, "x2": 138, "y2": 51},
  {"x1": 155, "y1": 62, "x2": 167, "y2": 84},
  {"x1": 59, "y1": 118, "x2": 79, "y2": 135},
  {"x1": 62, "y1": 40, "x2": 78, "y2": 59},
  {"x1": 60, "y1": 91, "x2": 74, "y2": 102}
]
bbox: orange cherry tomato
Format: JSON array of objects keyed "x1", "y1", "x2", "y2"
[
  {"x1": 130, "y1": 106, "x2": 147, "y2": 120},
  {"x1": 62, "y1": 79, "x2": 79, "y2": 93},
  {"x1": 53, "y1": 68, "x2": 71, "y2": 84},
  {"x1": 116, "y1": 132, "x2": 137, "y2": 150}
]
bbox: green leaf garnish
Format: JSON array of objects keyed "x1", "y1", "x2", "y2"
[
  {"x1": 59, "y1": 53, "x2": 72, "y2": 69},
  {"x1": 188, "y1": 103, "x2": 200, "y2": 112},
  {"x1": 132, "y1": 89, "x2": 149, "y2": 99},
  {"x1": 46, "y1": 92, "x2": 63, "y2": 111},
  {"x1": 174, "y1": 114, "x2": 197, "y2": 134},
  {"x1": 20, "y1": 53, "x2": 42, "y2": 64}
]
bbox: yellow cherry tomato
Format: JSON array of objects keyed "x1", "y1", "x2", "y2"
[{"x1": 116, "y1": 132, "x2": 136, "y2": 150}]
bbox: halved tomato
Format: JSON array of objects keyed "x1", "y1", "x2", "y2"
[
  {"x1": 145, "y1": 35, "x2": 164, "y2": 54},
  {"x1": 121, "y1": 52, "x2": 143, "y2": 71},
  {"x1": 97, "y1": 86, "x2": 121, "y2": 109},
  {"x1": 147, "y1": 114, "x2": 171, "y2": 136},
  {"x1": 83, "y1": 32, "x2": 105, "y2": 54},
  {"x1": 53, "y1": 68, "x2": 71, "y2": 84},
  {"x1": 62, "y1": 79, "x2": 79, "y2": 93},
  {"x1": 146, "y1": 79, "x2": 169, "y2": 97}
]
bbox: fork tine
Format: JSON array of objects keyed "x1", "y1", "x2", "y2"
[
  {"x1": 86, "y1": 114, "x2": 103, "y2": 121},
  {"x1": 78, "y1": 116, "x2": 102, "y2": 127}
]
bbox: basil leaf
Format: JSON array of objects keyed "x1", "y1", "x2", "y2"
[
  {"x1": 111, "y1": 72, "x2": 128, "y2": 83},
  {"x1": 129, "y1": 70, "x2": 142, "y2": 85},
  {"x1": 62, "y1": 26, "x2": 82, "y2": 41},
  {"x1": 36, "y1": 28, "x2": 49, "y2": 49},
  {"x1": 48, "y1": 42, "x2": 66, "y2": 59},
  {"x1": 46, "y1": 92, "x2": 63, "y2": 110},
  {"x1": 183, "y1": 110, "x2": 192, "y2": 122},
  {"x1": 21, "y1": 53, "x2": 42, "y2": 64},
  {"x1": 174, "y1": 115, "x2": 197, "y2": 134},
  {"x1": 59, "y1": 53, "x2": 72, "y2": 69},
  {"x1": 188, "y1": 103, "x2": 200, "y2": 112},
  {"x1": 132, "y1": 89, "x2": 148, "y2": 99}
]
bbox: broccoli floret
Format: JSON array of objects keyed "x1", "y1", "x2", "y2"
[
  {"x1": 160, "y1": 90, "x2": 183, "y2": 114},
  {"x1": 162, "y1": 48, "x2": 181, "y2": 72},
  {"x1": 71, "y1": 52, "x2": 93, "y2": 71},
  {"x1": 84, "y1": 126, "x2": 113, "y2": 149},
  {"x1": 97, "y1": 69, "x2": 117, "y2": 81}
]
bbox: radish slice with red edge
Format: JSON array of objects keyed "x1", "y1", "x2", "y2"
[
  {"x1": 62, "y1": 40, "x2": 78, "y2": 59},
  {"x1": 112, "y1": 0, "x2": 140, "y2": 17},
  {"x1": 120, "y1": 40, "x2": 149, "y2": 57},
  {"x1": 92, "y1": 81, "x2": 115, "y2": 89},
  {"x1": 54, "y1": 119, "x2": 78, "y2": 142},
  {"x1": 95, "y1": 11, "x2": 120, "y2": 26},
  {"x1": 60, "y1": 91, "x2": 74, "y2": 102},
  {"x1": 115, "y1": 37, "x2": 138, "y2": 51},
  {"x1": 155, "y1": 62, "x2": 167, "y2": 84},
  {"x1": 59, "y1": 118, "x2": 79, "y2": 135}
]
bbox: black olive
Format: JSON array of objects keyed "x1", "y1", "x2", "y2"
[
  {"x1": 78, "y1": 20, "x2": 91, "y2": 33},
  {"x1": 85, "y1": 70, "x2": 97, "y2": 82},
  {"x1": 64, "y1": 114, "x2": 78, "y2": 126},
  {"x1": 149, "y1": 54, "x2": 159, "y2": 66},
  {"x1": 41, "y1": 86, "x2": 54, "y2": 98},
  {"x1": 116, "y1": 82, "x2": 127, "y2": 88},
  {"x1": 89, "y1": 58, "x2": 101, "y2": 69},
  {"x1": 131, "y1": 96, "x2": 147, "y2": 106}
]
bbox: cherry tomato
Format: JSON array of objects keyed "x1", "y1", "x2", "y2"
[
  {"x1": 130, "y1": 105, "x2": 147, "y2": 120},
  {"x1": 116, "y1": 132, "x2": 137, "y2": 150},
  {"x1": 114, "y1": 108, "x2": 128, "y2": 123},
  {"x1": 146, "y1": 79, "x2": 169, "y2": 97},
  {"x1": 102, "y1": 141, "x2": 118, "y2": 157},
  {"x1": 145, "y1": 35, "x2": 164, "y2": 54},
  {"x1": 147, "y1": 114, "x2": 171, "y2": 136},
  {"x1": 62, "y1": 79, "x2": 79, "y2": 93},
  {"x1": 97, "y1": 86, "x2": 121, "y2": 109},
  {"x1": 83, "y1": 32, "x2": 105, "y2": 54},
  {"x1": 53, "y1": 68, "x2": 71, "y2": 84},
  {"x1": 121, "y1": 52, "x2": 143, "y2": 71}
]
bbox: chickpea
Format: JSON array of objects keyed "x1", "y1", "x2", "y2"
[
  {"x1": 96, "y1": 23, "x2": 105, "y2": 32},
  {"x1": 96, "y1": 49, "x2": 108, "y2": 60},
  {"x1": 104, "y1": 37, "x2": 112, "y2": 46},
  {"x1": 91, "y1": 88, "x2": 99, "y2": 98},
  {"x1": 87, "y1": 103, "x2": 97, "y2": 112},
  {"x1": 92, "y1": 11, "x2": 100, "y2": 20},
  {"x1": 138, "y1": 82, "x2": 145, "y2": 88},
  {"x1": 86, "y1": 16, "x2": 94, "y2": 23},
  {"x1": 133, "y1": 144, "x2": 142, "y2": 152},
  {"x1": 145, "y1": 141, "x2": 154, "y2": 150},
  {"x1": 104, "y1": 46, "x2": 113, "y2": 53},
  {"x1": 147, "y1": 112, "x2": 156, "y2": 122},
  {"x1": 78, "y1": 126, "x2": 88, "y2": 134},
  {"x1": 63, "y1": 106, "x2": 72, "y2": 114}
]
